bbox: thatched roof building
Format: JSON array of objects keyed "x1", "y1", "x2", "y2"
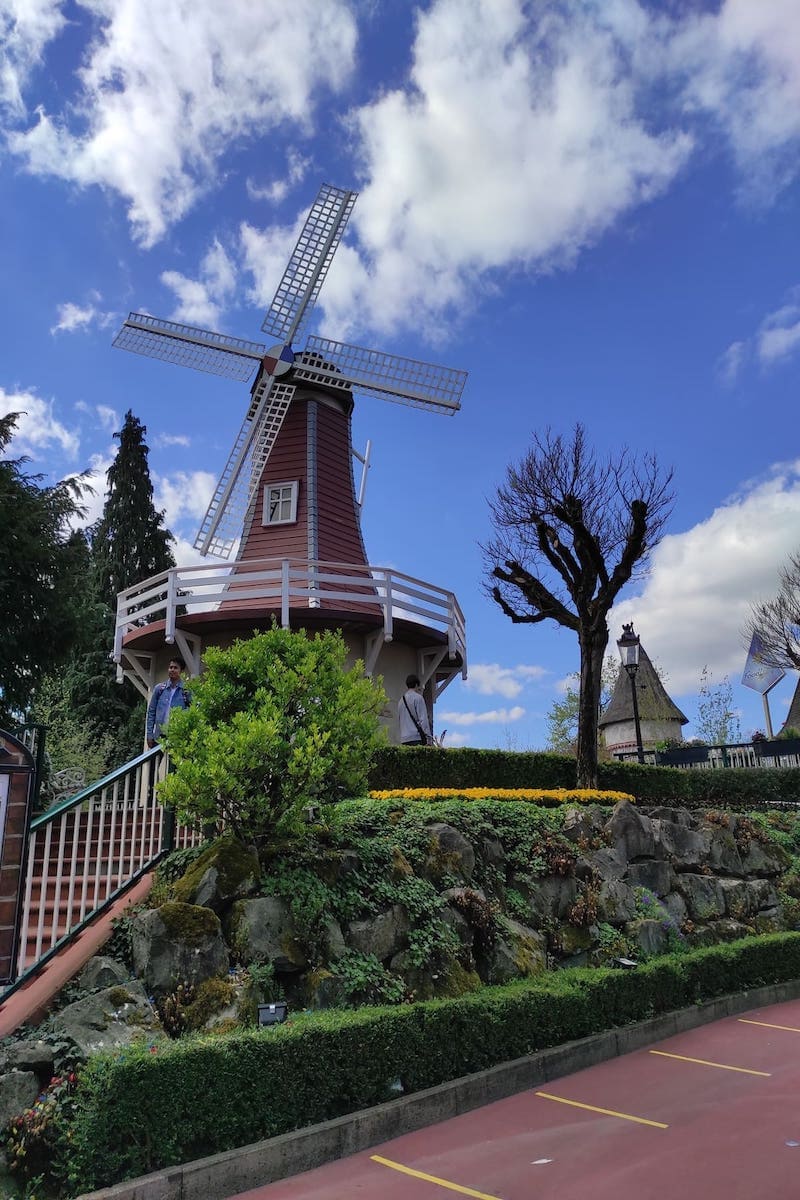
[{"x1": 599, "y1": 640, "x2": 687, "y2": 755}]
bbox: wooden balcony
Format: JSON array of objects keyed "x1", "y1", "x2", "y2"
[{"x1": 114, "y1": 557, "x2": 467, "y2": 674}]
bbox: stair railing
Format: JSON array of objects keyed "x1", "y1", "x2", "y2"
[{"x1": 5, "y1": 746, "x2": 201, "y2": 995}]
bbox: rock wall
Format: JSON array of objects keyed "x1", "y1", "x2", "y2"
[{"x1": 125, "y1": 801, "x2": 791, "y2": 1008}]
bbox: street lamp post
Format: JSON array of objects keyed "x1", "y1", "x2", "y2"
[{"x1": 618, "y1": 622, "x2": 645, "y2": 764}]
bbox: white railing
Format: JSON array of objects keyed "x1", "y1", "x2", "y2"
[
  {"x1": 12, "y1": 748, "x2": 201, "y2": 984},
  {"x1": 114, "y1": 557, "x2": 467, "y2": 666}
]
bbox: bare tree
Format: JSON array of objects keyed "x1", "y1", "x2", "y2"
[
  {"x1": 743, "y1": 552, "x2": 800, "y2": 670},
  {"x1": 486, "y1": 424, "x2": 674, "y2": 787}
]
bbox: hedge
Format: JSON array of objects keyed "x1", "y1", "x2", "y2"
[
  {"x1": 59, "y1": 932, "x2": 800, "y2": 1195},
  {"x1": 368, "y1": 747, "x2": 800, "y2": 808}
]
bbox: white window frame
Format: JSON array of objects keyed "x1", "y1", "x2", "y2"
[{"x1": 262, "y1": 481, "x2": 299, "y2": 526}]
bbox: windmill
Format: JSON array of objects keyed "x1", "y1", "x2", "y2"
[{"x1": 112, "y1": 183, "x2": 468, "y2": 729}]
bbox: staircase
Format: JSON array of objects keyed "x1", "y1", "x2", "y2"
[{"x1": 6, "y1": 746, "x2": 201, "y2": 994}]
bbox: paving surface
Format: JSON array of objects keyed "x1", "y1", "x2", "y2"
[{"x1": 229, "y1": 995, "x2": 800, "y2": 1200}]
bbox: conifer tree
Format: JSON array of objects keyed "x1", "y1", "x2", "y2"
[
  {"x1": 0, "y1": 413, "x2": 89, "y2": 725},
  {"x1": 49, "y1": 411, "x2": 177, "y2": 763},
  {"x1": 91, "y1": 410, "x2": 176, "y2": 608}
]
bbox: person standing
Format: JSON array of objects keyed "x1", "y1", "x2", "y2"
[
  {"x1": 146, "y1": 656, "x2": 191, "y2": 748},
  {"x1": 399, "y1": 674, "x2": 431, "y2": 746}
]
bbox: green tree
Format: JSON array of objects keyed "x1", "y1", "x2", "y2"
[
  {"x1": 0, "y1": 413, "x2": 89, "y2": 725},
  {"x1": 159, "y1": 628, "x2": 387, "y2": 841},
  {"x1": 31, "y1": 674, "x2": 117, "y2": 796},
  {"x1": 486, "y1": 424, "x2": 673, "y2": 788},
  {"x1": 66, "y1": 411, "x2": 177, "y2": 760},
  {"x1": 545, "y1": 656, "x2": 619, "y2": 755},
  {"x1": 91, "y1": 410, "x2": 175, "y2": 609},
  {"x1": 694, "y1": 666, "x2": 741, "y2": 745}
]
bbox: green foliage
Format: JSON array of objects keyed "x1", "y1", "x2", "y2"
[
  {"x1": 334, "y1": 951, "x2": 407, "y2": 1006},
  {"x1": 0, "y1": 414, "x2": 91, "y2": 725},
  {"x1": 5, "y1": 1068, "x2": 80, "y2": 1190},
  {"x1": 26, "y1": 411, "x2": 177, "y2": 766},
  {"x1": 90, "y1": 411, "x2": 175, "y2": 610},
  {"x1": 694, "y1": 666, "x2": 741, "y2": 746},
  {"x1": 154, "y1": 980, "x2": 197, "y2": 1038},
  {"x1": 159, "y1": 628, "x2": 387, "y2": 841},
  {"x1": 368, "y1": 746, "x2": 800, "y2": 809},
  {"x1": 28, "y1": 674, "x2": 118, "y2": 791},
  {"x1": 545, "y1": 657, "x2": 619, "y2": 755},
  {"x1": 51, "y1": 933, "x2": 800, "y2": 1195}
]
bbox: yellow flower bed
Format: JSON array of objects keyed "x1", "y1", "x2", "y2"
[{"x1": 368, "y1": 787, "x2": 633, "y2": 805}]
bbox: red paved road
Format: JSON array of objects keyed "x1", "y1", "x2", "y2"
[{"x1": 229, "y1": 996, "x2": 800, "y2": 1200}]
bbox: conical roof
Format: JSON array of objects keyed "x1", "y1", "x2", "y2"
[
  {"x1": 599, "y1": 644, "x2": 688, "y2": 729},
  {"x1": 781, "y1": 676, "x2": 800, "y2": 734}
]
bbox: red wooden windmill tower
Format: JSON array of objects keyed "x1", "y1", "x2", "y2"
[{"x1": 112, "y1": 184, "x2": 468, "y2": 737}]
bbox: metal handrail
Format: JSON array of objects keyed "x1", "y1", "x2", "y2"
[
  {"x1": 114, "y1": 556, "x2": 467, "y2": 666},
  {"x1": 5, "y1": 746, "x2": 201, "y2": 995}
]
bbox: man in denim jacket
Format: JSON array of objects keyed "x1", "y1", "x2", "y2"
[{"x1": 146, "y1": 656, "x2": 190, "y2": 747}]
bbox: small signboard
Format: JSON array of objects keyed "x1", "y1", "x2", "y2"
[{"x1": 742, "y1": 632, "x2": 785, "y2": 694}]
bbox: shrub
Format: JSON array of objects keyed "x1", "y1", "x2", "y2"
[
  {"x1": 159, "y1": 628, "x2": 387, "y2": 840},
  {"x1": 52, "y1": 933, "x2": 800, "y2": 1195},
  {"x1": 368, "y1": 747, "x2": 800, "y2": 809}
]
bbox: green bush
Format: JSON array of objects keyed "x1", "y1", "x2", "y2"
[
  {"x1": 55, "y1": 933, "x2": 800, "y2": 1195},
  {"x1": 159, "y1": 628, "x2": 387, "y2": 840},
  {"x1": 368, "y1": 747, "x2": 800, "y2": 808}
]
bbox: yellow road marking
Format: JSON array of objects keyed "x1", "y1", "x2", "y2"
[
  {"x1": 370, "y1": 1155, "x2": 502, "y2": 1199},
  {"x1": 739, "y1": 1018, "x2": 800, "y2": 1034},
  {"x1": 534, "y1": 1091, "x2": 668, "y2": 1128},
  {"x1": 649, "y1": 1049, "x2": 770, "y2": 1077}
]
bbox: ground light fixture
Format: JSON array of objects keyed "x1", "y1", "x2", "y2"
[
  {"x1": 258, "y1": 1001, "x2": 288, "y2": 1026},
  {"x1": 617, "y1": 622, "x2": 645, "y2": 764},
  {"x1": 612, "y1": 956, "x2": 639, "y2": 969}
]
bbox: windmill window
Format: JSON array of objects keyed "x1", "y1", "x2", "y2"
[{"x1": 263, "y1": 482, "x2": 298, "y2": 525}]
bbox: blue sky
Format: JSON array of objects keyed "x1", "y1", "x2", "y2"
[{"x1": 2, "y1": 0, "x2": 799, "y2": 749}]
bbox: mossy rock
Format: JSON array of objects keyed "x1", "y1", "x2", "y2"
[
  {"x1": 305, "y1": 967, "x2": 345, "y2": 1009},
  {"x1": 172, "y1": 838, "x2": 260, "y2": 913},
  {"x1": 185, "y1": 977, "x2": 237, "y2": 1031},
  {"x1": 158, "y1": 901, "x2": 221, "y2": 946},
  {"x1": 131, "y1": 904, "x2": 229, "y2": 996},
  {"x1": 389, "y1": 953, "x2": 481, "y2": 1001},
  {"x1": 557, "y1": 923, "x2": 593, "y2": 956}
]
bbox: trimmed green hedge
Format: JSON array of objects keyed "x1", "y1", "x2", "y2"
[
  {"x1": 60, "y1": 933, "x2": 800, "y2": 1195},
  {"x1": 369, "y1": 747, "x2": 800, "y2": 808}
]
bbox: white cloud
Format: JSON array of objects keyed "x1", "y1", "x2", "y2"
[
  {"x1": 96, "y1": 404, "x2": 118, "y2": 432},
  {"x1": 153, "y1": 432, "x2": 190, "y2": 449},
  {"x1": 441, "y1": 730, "x2": 470, "y2": 747},
  {"x1": 316, "y1": 0, "x2": 800, "y2": 340},
  {"x1": 0, "y1": 0, "x2": 67, "y2": 117},
  {"x1": 667, "y1": 0, "x2": 800, "y2": 202},
  {"x1": 0, "y1": 384, "x2": 79, "y2": 457},
  {"x1": 611, "y1": 459, "x2": 800, "y2": 695},
  {"x1": 314, "y1": 0, "x2": 693, "y2": 338},
  {"x1": 154, "y1": 469, "x2": 217, "y2": 530},
  {"x1": 50, "y1": 297, "x2": 115, "y2": 335},
  {"x1": 65, "y1": 450, "x2": 113, "y2": 529},
  {"x1": 161, "y1": 238, "x2": 238, "y2": 327},
  {"x1": 717, "y1": 339, "x2": 745, "y2": 385},
  {"x1": 439, "y1": 706, "x2": 526, "y2": 726},
  {"x1": 465, "y1": 662, "x2": 547, "y2": 698},
  {"x1": 6, "y1": 0, "x2": 357, "y2": 246},
  {"x1": 757, "y1": 299, "x2": 800, "y2": 365},
  {"x1": 246, "y1": 150, "x2": 312, "y2": 205},
  {"x1": 240, "y1": 216, "x2": 302, "y2": 314},
  {"x1": 717, "y1": 287, "x2": 800, "y2": 379}
]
